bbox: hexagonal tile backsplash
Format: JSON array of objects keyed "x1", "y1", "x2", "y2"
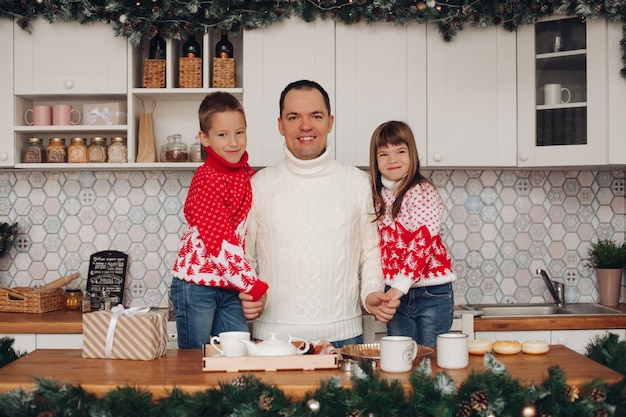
[{"x1": 0, "y1": 169, "x2": 624, "y2": 308}]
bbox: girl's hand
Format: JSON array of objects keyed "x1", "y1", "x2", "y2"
[
  {"x1": 239, "y1": 292, "x2": 266, "y2": 320},
  {"x1": 385, "y1": 287, "x2": 404, "y2": 302},
  {"x1": 365, "y1": 292, "x2": 399, "y2": 323}
]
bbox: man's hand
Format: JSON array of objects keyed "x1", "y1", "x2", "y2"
[
  {"x1": 365, "y1": 291, "x2": 400, "y2": 323},
  {"x1": 239, "y1": 292, "x2": 266, "y2": 320}
]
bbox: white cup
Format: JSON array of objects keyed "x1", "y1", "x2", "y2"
[
  {"x1": 209, "y1": 331, "x2": 250, "y2": 357},
  {"x1": 436, "y1": 333, "x2": 469, "y2": 369},
  {"x1": 379, "y1": 336, "x2": 418, "y2": 373},
  {"x1": 544, "y1": 84, "x2": 571, "y2": 106}
]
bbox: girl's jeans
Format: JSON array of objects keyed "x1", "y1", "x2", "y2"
[
  {"x1": 386, "y1": 282, "x2": 454, "y2": 347},
  {"x1": 170, "y1": 278, "x2": 249, "y2": 349}
]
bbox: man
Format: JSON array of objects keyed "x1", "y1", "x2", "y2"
[{"x1": 240, "y1": 80, "x2": 398, "y2": 347}]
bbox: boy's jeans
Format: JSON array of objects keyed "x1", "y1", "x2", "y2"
[
  {"x1": 386, "y1": 282, "x2": 454, "y2": 348},
  {"x1": 170, "y1": 278, "x2": 249, "y2": 349}
]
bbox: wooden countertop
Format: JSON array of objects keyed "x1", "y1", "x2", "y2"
[
  {"x1": 1, "y1": 305, "x2": 626, "y2": 334},
  {"x1": 0, "y1": 345, "x2": 620, "y2": 400}
]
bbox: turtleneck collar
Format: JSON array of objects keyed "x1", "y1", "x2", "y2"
[
  {"x1": 204, "y1": 146, "x2": 249, "y2": 172},
  {"x1": 381, "y1": 175, "x2": 399, "y2": 191},
  {"x1": 282, "y1": 143, "x2": 334, "y2": 177}
]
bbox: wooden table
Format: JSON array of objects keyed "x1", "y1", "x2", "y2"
[{"x1": 0, "y1": 345, "x2": 621, "y2": 400}]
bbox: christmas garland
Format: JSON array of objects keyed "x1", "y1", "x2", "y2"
[
  {"x1": 0, "y1": 336, "x2": 625, "y2": 417},
  {"x1": 1, "y1": 0, "x2": 626, "y2": 78}
]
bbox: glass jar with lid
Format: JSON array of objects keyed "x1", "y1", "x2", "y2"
[
  {"x1": 68, "y1": 137, "x2": 88, "y2": 163},
  {"x1": 65, "y1": 288, "x2": 81, "y2": 310},
  {"x1": 189, "y1": 136, "x2": 204, "y2": 162},
  {"x1": 46, "y1": 137, "x2": 67, "y2": 163},
  {"x1": 22, "y1": 137, "x2": 44, "y2": 163},
  {"x1": 160, "y1": 135, "x2": 173, "y2": 162},
  {"x1": 88, "y1": 136, "x2": 108, "y2": 163},
  {"x1": 165, "y1": 134, "x2": 188, "y2": 162},
  {"x1": 108, "y1": 136, "x2": 127, "y2": 163}
]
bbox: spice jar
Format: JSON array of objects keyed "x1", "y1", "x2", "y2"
[
  {"x1": 190, "y1": 136, "x2": 204, "y2": 162},
  {"x1": 108, "y1": 136, "x2": 127, "y2": 163},
  {"x1": 81, "y1": 291, "x2": 92, "y2": 312},
  {"x1": 46, "y1": 137, "x2": 67, "y2": 163},
  {"x1": 68, "y1": 137, "x2": 88, "y2": 163},
  {"x1": 165, "y1": 134, "x2": 188, "y2": 162},
  {"x1": 88, "y1": 136, "x2": 108, "y2": 163},
  {"x1": 65, "y1": 288, "x2": 81, "y2": 310},
  {"x1": 22, "y1": 137, "x2": 44, "y2": 163}
]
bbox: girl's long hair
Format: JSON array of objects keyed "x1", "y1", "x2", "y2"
[{"x1": 369, "y1": 121, "x2": 430, "y2": 221}]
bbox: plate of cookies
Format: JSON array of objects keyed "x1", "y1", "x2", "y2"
[{"x1": 340, "y1": 343, "x2": 433, "y2": 361}]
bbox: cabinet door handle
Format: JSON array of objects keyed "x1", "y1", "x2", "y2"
[
  {"x1": 518, "y1": 152, "x2": 528, "y2": 161},
  {"x1": 64, "y1": 79, "x2": 75, "y2": 89},
  {"x1": 432, "y1": 153, "x2": 443, "y2": 162}
]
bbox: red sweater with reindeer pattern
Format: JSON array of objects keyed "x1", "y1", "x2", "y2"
[
  {"x1": 171, "y1": 147, "x2": 268, "y2": 301},
  {"x1": 378, "y1": 179, "x2": 456, "y2": 294}
]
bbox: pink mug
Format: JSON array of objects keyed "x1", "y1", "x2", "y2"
[
  {"x1": 24, "y1": 105, "x2": 52, "y2": 126},
  {"x1": 52, "y1": 104, "x2": 81, "y2": 126}
]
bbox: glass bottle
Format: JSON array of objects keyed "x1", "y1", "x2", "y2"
[
  {"x1": 81, "y1": 291, "x2": 92, "y2": 312},
  {"x1": 68, "y1": 137, "x2": 88, "y2": 163},
  {"x1": 182, "y1": 33, "x2": 201, "y2": 58},
  {"x1": 215, "y1": 29, "x2": 233, "y2": 58},
  {"x1": 165, "y1": 134, "x2": 188, "y2": 162},
  {"x1": 88, "y1": 136, "x2": 108, "y2": 163},
  {"x1": 149, "y1": 33, "x2": 166, "y2": 60},
  {"x1": 22, "y1": 137, "x2": 44, "y2": 163},
  {"x1": 107, "y1": 136, "x2": 127, "y2": 163},
  {"x1": 46, "y1": 137, "x2": 67, "y2": 163},
  {"x1": 100, "y1": 289, "x2": 111, "y2": 311}
]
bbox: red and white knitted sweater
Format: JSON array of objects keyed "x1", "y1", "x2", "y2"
[
  {"x1": 378, "y1": 179, "x2": 456, "y2": 293},
  {"x1": 171, "y1": 147, "x2": 268, "y2": 301}
]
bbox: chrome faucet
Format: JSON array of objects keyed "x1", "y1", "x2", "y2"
[{"x1": 536, "y1": 268, "x2": 564, "y2": 307}]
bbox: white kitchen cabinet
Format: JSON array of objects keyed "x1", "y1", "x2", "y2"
[
  {"x1": 0, "y1": 20, "x2": 15, "y2": 167},
  {"x1": 1, "y1": 333, "x2": 82, "y2": 353},
  {"x1": 14, "y1": 19, "x2": 127, "y2": 95},
  {"x1": 2, "y1": 334, "x2": 36, "y2": 353},
  {"x1": 426, "y1": 25, "x2": 517, "y2": 167},
  {"x1": 334, "y1": 23, "x2": 427, "y2": 167},
  {"x1": 606, "y1": 21, "x2": 626, "y2": 165},
  {"x1": 242, "y1": 19, "x2": 336, "y2": 167},
  {"x1": 517, "y1": 17, "x2": 608, "y2": 167}
]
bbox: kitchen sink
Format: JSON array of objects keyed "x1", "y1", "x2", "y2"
[{"x1": 460, "y1": 303, "x2": 623, "y2": 317}]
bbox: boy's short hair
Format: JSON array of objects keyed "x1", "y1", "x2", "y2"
[{"x1": 198, "y1": 92, "x2": 246, "y2": 132}]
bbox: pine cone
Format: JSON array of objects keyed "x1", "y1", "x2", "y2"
[
  {"x1": 470, "y1": 390, "x2": 489, "y2": 411},
  {"x1": 590, "y1": 405, "x2": 609, "y2": 417},
  {"x1": 231, "y1": 376, "x2": 247, "y2": 389},
  {"x1": 346, "y1": 410, "x2": 362, "y2": 417},
  {"x1": 258, "y1": 393, "x2": 273, "y2": 411},
  {"x1": 588, "y1": 388, "x2": 607, "y2": 403},
  {"x1": 566, "y1": 385, "x2": 580, "y2": 401},
  {"x1": 455, "y1": 401, "x2": 473, "y2": 417}
]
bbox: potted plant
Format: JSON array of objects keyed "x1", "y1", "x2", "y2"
[{"x1": 584, "y1": 238, "x2": 626, "y2": 306}]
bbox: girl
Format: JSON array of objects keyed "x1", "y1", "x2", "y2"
[{"x1": 369, "y1": 121, "x2": 457, "y2": 347}]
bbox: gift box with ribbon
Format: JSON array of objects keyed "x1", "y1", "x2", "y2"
[
  {"x1": 82, "y1": 305, "x2": 168, "y2": 360},
  {"x1": 83, "y1": 102, "x2": 128, "y2": 125}
]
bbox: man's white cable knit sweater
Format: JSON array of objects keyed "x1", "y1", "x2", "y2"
[{"x1": 246, "y1": 145, "x2": 384, "y2": 342}]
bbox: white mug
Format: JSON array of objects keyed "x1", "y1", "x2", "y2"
[
  {"x1": 544, "y1": 84, "x2": 571, "y2": 106},
  {"x1": 209, "y1": 331, "x2": 250, "y2": 357},
  {"x1": 379, "y1": 336, "x2": 418, "y2": 373},
  {"x1": 436, "y1": 333, "x2": 469, "y2": 369}
]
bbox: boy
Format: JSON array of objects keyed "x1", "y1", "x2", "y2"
[{"x1": 170, "y1": 92, "x2": 268, "y2": 349}]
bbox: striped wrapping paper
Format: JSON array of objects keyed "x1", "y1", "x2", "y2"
[{"x1": 82, "y1": 308, "x2": 168, "y2": 360}]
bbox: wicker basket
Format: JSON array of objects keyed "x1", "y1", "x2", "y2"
[
  {"x1": 0, "y1": 287, "x2": 65, "y2": 313},
  {"x1": 212, "y1": 58, "x2": 236, "y2": 88},
  {"x1": 143, "y1": 59, "x2": 166, "y2": 88},
  {"x1": 179, "y1": 57, "x2": 202, "y2": 88}
]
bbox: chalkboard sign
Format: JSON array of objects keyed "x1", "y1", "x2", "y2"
[{"x1": 86, "y1": 250, "x2": 128, "y2": 310}]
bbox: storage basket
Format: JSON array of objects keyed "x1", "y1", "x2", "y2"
[
  {"x1": 212, "y1": 58, "x2": 236, "y2": 88},
  {"x1": 0, "y1": 287, "x2": 64, "y2": 313},
  {"x1": 143, "y1": 59, "x2": 166, "y2": 88},
  {"x1": 179, "y1": 57, "x2": 202, "y2": 88}
]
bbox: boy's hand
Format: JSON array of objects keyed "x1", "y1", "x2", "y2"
[{"x1": 240, "y1": 292, "x2": 266, "y2": 320}]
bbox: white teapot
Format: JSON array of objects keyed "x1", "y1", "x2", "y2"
[{"x1": 239, "y1": 333, "x2": 310, "y2": 356}]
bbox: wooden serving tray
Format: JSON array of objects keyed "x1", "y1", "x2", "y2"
[{"x1": 202, "y1": 345, "x2": 339, "y2": 372}]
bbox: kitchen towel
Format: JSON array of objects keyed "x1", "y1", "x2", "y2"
[{"x1": 82, "y1": 306, "x2": 167, "y2": 360}]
